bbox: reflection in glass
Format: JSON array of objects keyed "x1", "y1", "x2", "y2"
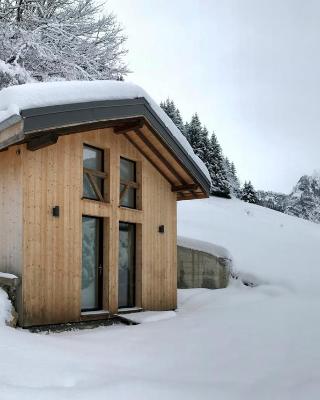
[
  {"x1": 81, "y1": 216, "x2": 101, "y2": 310},
  {"x1": 118, "y1": 222, "x2": 135, "y2": 308},
  {"x1": 120, "y1": 158, "x2": 136, "y2": 208},
  {"x1": 83, "y1": 145, "x2": 104, "y2": 200}
]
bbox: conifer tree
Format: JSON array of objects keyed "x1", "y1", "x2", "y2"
[
  {"x1": 185, "y1": 114, "x2": 211, "y2": 162},
  {"x1": 207, "y1": 132, "x2": 230, "y2": 198},
  {"x1": 230, "y1": 162, "x2": 241, "y2": 197},
  {"x1": 184, "y1": 115, "x2": 230, "y2": 198},
  {"x1": 241, "y1": 181, "x2": 258, "y2": 204},
  {"x1": 224, "y1": 158, "x2": 241, "y2": 197},
  {"x1": 160, "y1": 98, "x2": 185, "y2": 135},
  {"x1": 184, "y1": 121, "x2": 190, "y2": 142},
  {"x1": 160, "y1": 101, "x2": 240, "y2": 200},
  {"x1": 185, "y1": 113, "x2": 202, "y2": 150}
]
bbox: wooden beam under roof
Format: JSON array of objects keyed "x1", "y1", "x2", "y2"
[
  {"x1": 171, "y1": 184, "x2": 198, "y2": 192},
  {"x1": 22, "y1": 112, "x2": 207, "y2": 198},
  {"x1": 124, "y1": 133, "x2": 176, "y2": 187},
  {"x1": 113, "y1": 119, "x2": 144, "y2": 135},
  {"x1": 127, "y1": 127, "x2": 203, "y2": 199},
  {"x1": 134, "y1": 128, "x2": 188, "y2": 185},
  {"x1": 27, "y1": 134, "x2": 59, "y2": 151},
  {"x1": 134, "y1": 124, "x2": 208, "y2": 198},
  {"x1": 0, "y1": 97, "x2": 210, "y2": 197}
]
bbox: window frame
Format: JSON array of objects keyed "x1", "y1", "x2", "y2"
[
  {"x1": 119, "y1": 156, "x2": 139, "y2": 209},
  {"x1": 83, "y1": 144, "x2": 108, "y2": 202}
]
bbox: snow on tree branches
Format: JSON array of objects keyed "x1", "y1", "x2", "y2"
[
  {"x1": 224, "y1": 158, "x2": 241, "y2": 197},
  {"x1": 241, "y1": 181, "x2": 258, "y2": 204},
  {"x1": 160, "y1": 99, "x2": 241, "y2": 198},
  {"x1": 160, "y1": 99, "x2": 185, "y2": 135},
  {"x1": 206, "y1": 130, "x2": 230, "y2": 198},
  {"x1": 0, "y1": 0, "x2": 128, "y2": 88}
]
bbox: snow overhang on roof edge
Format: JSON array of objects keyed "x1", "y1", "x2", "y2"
[{"x1": 0, "y1": 97, "x2": 211, "y2": 196}]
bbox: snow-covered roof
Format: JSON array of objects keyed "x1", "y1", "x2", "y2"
[
  {"x1": 0, "y1": 81, "x2": 211, "y2": 186},
  {"x1": 177, "y1": 235, "x2": 231, "y2": 259}
]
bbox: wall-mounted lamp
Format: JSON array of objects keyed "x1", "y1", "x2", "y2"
[{"x1": 52, "y1": 206, "x2": 60, "y2": 217}]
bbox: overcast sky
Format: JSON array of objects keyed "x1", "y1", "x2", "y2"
[{"x1": 107, "y1": 0, "x2": 320, "y2": 193}]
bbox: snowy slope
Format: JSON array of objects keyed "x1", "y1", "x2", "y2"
[
  {"x1": 178, "y1": 197, "x2": 320, "y2": 292},
  {"x1": 1, "y1": 197, "x2": 320, "y2": 399}
]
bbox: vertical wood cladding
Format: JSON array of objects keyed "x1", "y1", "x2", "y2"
[{"x1": 20, "y1": 128, "x2": 177, "y2": 326}]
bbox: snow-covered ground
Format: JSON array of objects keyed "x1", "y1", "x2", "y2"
[{"x1": 1, "y1": 197, "x2": 320, "y2": 399}]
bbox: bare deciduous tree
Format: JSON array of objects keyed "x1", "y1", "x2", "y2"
[{"x1": 0, "y1": 0, "x2": 128, "y2": 88}]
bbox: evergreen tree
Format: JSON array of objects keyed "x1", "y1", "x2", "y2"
[
  {"x1": 160, "y1": 100, "x2": 240, "y2": 200},
  {"x1": 207, "y1": 132, "x2": 230, "y2": 198},
  {"x1": 0, "y1": 0, "x2": 128, "y2": 88},
  {"x1": 184, "y1": 121, "x2": 190, "y2": 142},
  {"x1": 184, "y1": 114, "x2": 202, "y2": 150},
  {"x1": 184, "y1": 115, "x2": 230, "y2": 198},
  {"x1": 230, "y1": 162, "x2": 241, "y2": 197},
  {"x1": 241, "y1": 181, "x2": 258, "y2": 204},
  {"x1": 160, "y1": 98, "x2": 185, "y2": 135},
  {"x1": 185, "y1": 114, "x2": 210, "y2": 162},
  {"x1": 224, "y1": 158, "x2": 241, "y2": 197}
]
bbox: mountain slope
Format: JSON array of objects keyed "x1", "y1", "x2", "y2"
[
  {"x1": 258, "y1": 173, "x2": 320, "y2": 223},
  {"x1": 285, "y1": 174, "x2": 320, "y2": 222}
]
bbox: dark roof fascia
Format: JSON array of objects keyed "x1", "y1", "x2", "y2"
[
  {"x1": 21, "y1": 98, "x2": 146, "y2": 133},
  {"x1": 9, "y1": 98, "x2": 210, "y2": 195}
]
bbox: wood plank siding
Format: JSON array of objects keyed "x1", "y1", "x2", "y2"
[
  {"x1": 9, "y1": 126, "x2": 178, "y2": 326},
  {"x1": 0, "y1": 146, "x2": 23, "y2": 277}
]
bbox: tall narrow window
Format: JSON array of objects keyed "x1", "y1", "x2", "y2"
[
  {"x1": 81, "y1": 216, "x2": 103, "y2": 311},
  {"x1": 120, "y1": 157, "x2": 138, "y2": 208},
  {"x1": 118, "y1": 222, "x2": 136, "y2": 308},
  {"x1": 83, "y1": 145, "x2": 107, "y2": 201}
]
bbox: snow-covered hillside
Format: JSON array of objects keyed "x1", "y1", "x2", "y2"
[
  {"x1": 1, "y1": 197, "x2": 320, "y2": 399},
  {"x1": 179, "y1": 197, "x2": 320, "y2": 292}
]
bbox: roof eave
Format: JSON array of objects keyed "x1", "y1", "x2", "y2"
[
  {"x1": 0, "y1": 98, "x2": 211, "y2": 196},
  {"x1": 0, "y1": 114, "x2": 24, "y2": 151}
]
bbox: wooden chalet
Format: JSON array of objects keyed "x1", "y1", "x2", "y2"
[{"x1": 0, "y1": 81, "x2": 210, "y2": 327}]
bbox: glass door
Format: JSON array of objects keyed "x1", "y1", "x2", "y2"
[
  {"x1": 81, "y1": 216, "x2": 103, "y2": 311},
  {"x1": 118, "y1": 222, "x2": 136, "y2": 308}
]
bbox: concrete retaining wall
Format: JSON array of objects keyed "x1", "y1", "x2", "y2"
[{"x1": 177, "y1": 245, "x2": 231, "y2": 289}]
